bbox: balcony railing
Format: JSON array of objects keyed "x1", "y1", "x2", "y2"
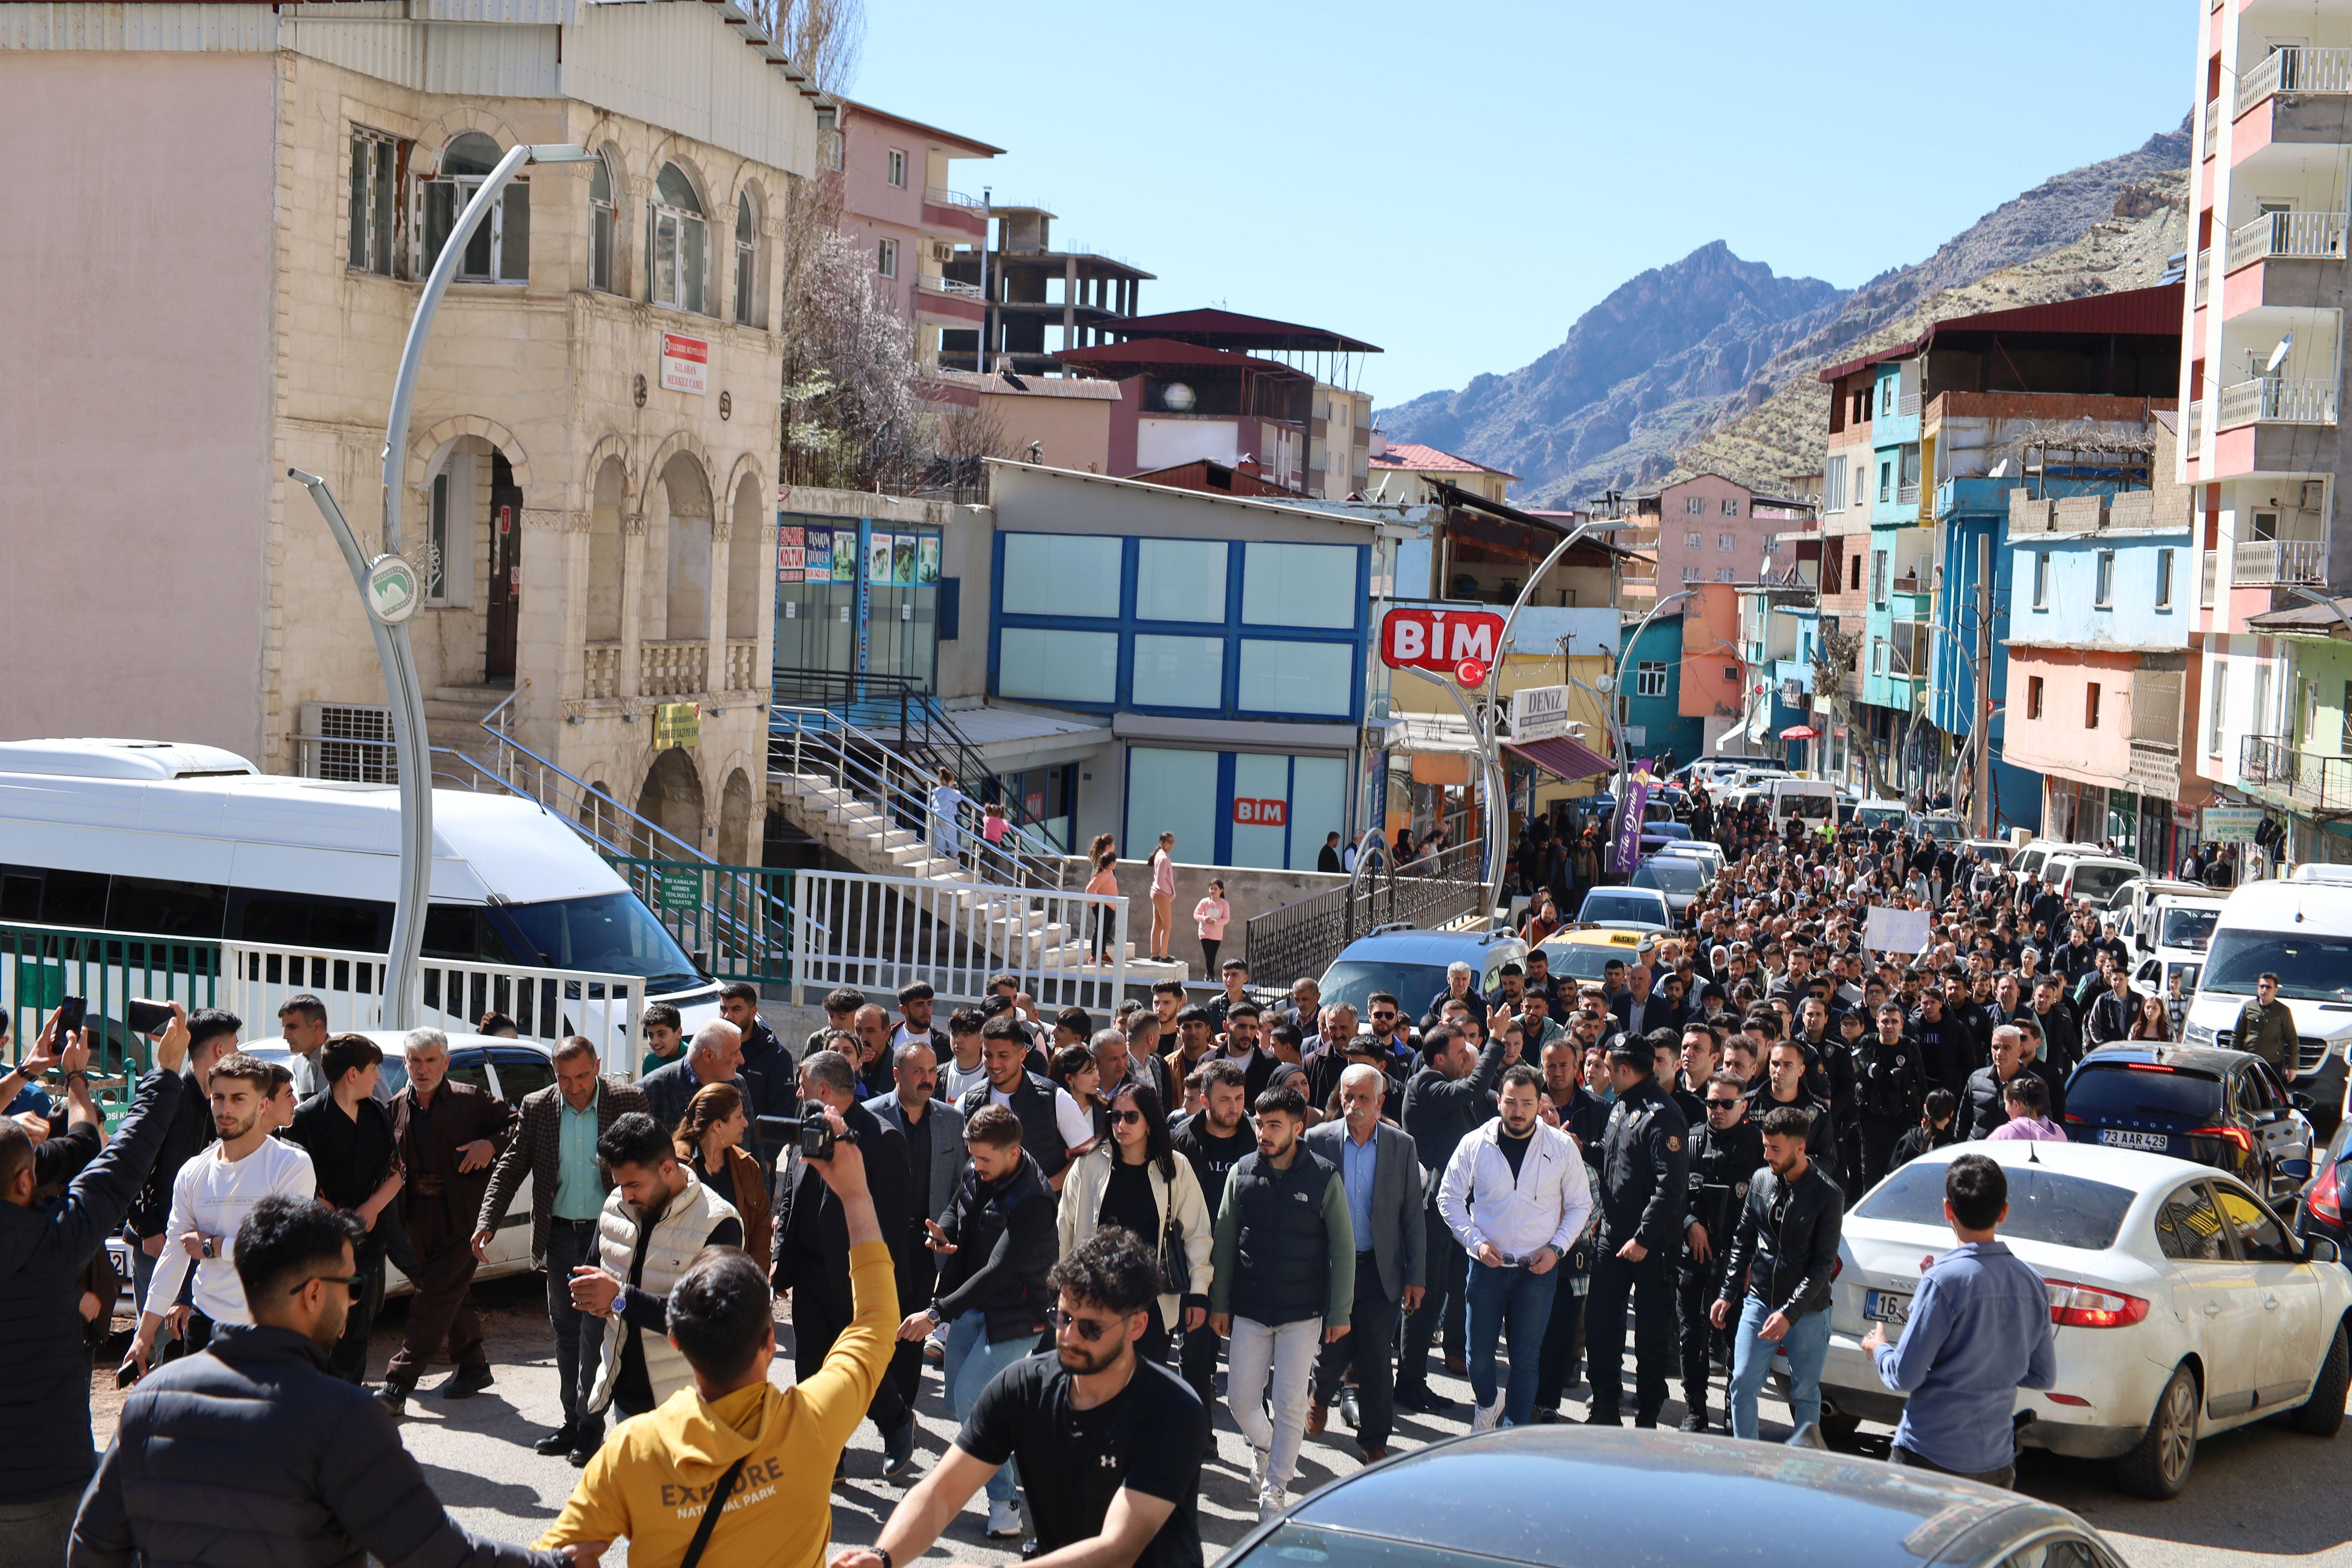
[
  {"x1": 641, "y1": 639, "x2": 708, "y2": 698},
  {"x1": 2242, "y1": 734, "x2": 2352, "y2": 813},
  {"x1": 2195, "y1": 248, "x2": 2212, "y2": 300},
  {"x1": 925, "y1": 186, "x2": 986, "y2": 210},
  {"x1": 723, "y1": 638, "x2": 760, "y2": 691},
  {"x1": 2201, "y1": 549, "x2": 2219, "y2": 607},
  {"x1": 919, "y1": 273, "x2": 983, "y2": 300},
  {"x1": 2231, "y1": 537, "x2": 2328, "y2": 586},
  {"x1": 2187, "y1": 397, "x2": 2205, "y2": 446},
  {"x1": 2237, "y1": 46, "x2": 2352, "y2": 118},
  {"x1": 2216, "y1": 377, "x2": 2339, "y2": 429},
  {"x1": 1895, "y1": 482, "x2": 1920, "y2": 505},
  {"x1": 2205, "y1": 98, "x2": 2219, "y2": 150},
  {"x1": 1896, "y1": 391, "x2": 1920, "y2": 419},
  {"x1": 2226, "y1": 210, "x2": 2350, "y2": 272},
  {"x1": 584, "y1": 640, "x2": 622, "y2": 700}
]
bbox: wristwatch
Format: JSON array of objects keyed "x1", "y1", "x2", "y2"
[{"x1": 873, "y1": 1549, "x2": 893, "y2": 1568}]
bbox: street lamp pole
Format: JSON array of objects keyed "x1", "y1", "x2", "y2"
[{"x1": 291, "y1": 141, "x2": 595, "y2": 1029}]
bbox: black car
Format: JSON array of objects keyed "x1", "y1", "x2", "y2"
[
  {"x1": 2296, "y1": 1111, "x2": 2352, "y2": 1254},
  {"x1": 2064, "y1": 1044, "x2": 2317, "y2": 1201},
  {"x1": 1216, "y1": 1428, "x2": 2126, "y2": 1568}
]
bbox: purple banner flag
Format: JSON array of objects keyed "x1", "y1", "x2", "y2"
[{"x1": 1611, "y1": 764, "x2": 1655, "y2": 876}]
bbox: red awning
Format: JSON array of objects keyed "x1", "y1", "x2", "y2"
[
  {"x1": 1503, "y1": 734, "x2": 1613, "y2": 783},
  {"x1": 1779, "y1": 724, "x2": 1820, "y2": 740}
]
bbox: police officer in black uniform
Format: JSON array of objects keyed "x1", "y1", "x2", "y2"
[
  {"x1": 1586, "y1": 1037, "x2": 1690, "y2": 1427},
  {"x1": 1854, "y1": 1001, "x2": 1927, "y2": 1189},
  {"x1": 1678, "y1": 1069, "x2": 1761, "y2": 1432}
]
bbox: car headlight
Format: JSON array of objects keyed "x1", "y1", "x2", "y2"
[{"x1": 2184, "y1": 1022, "x2": 2216, "y2": 1049}]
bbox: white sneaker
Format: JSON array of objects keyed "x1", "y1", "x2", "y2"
[
  {"x1": 987, "y1": 1500, "x2": 1024, "y2": 1538},
  {"x1": 1257, "y1": 1483, "x2": 1287, "y2": 1523},
  {"x1": 1472, "y1": 1394, "x2": 1504, "y2": 1433}
]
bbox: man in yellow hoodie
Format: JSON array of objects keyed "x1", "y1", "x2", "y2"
[{"x1": 540, "y1": 1108, "x2": 893, "y2": 1568}]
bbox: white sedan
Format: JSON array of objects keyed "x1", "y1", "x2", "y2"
[{"x1": 1815, "y1": 1141, "x2": 2352, "y2": 1499}]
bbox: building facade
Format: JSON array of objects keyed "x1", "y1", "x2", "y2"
[{"x1": 833, "y1": 101, "x2": 1000, "y2": 370}]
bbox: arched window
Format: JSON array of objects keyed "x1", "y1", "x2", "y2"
[
  {"x1": 421, "y1": 130, "x2": 527, "y2": 283},
  {"x1": 588, "y1": 152, "x2": 616, "y2": 292},
  {"x1": 733, "y1": 194, "x2": 759, "y2": 326},
  {"x1": 648, "y1": 163, "x2": 706, "y2": 314}
]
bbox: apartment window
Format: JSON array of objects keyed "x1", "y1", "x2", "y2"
[
  {"x1": 1636, "y1": 660, "x2": 1668, "y2": 697},
  {"x1": 2032, "y1": 551, "x2": 2051, "y2": 609},
  {"x1": 1871, "y1": 638, "x2": 1887, "y2": 676},
  {"x1": 1684, "y1": 531, "x2": 1703, "y2": 548},
  {"x1": 1824, "y1": 456, "x2": 1847, "y2": 513},
  {"x1": 421, "y1": 132, "x2": 527, "y2": 284},
  {"x1": 1878, "y1": 380, "x2": 1893, "y2": 416},
  {"x1": 2209, "y1": 663, "x2": 2229, "y2": 755},
  {"x1": 1718, "y1": 533, "x2": 1735, "y2": 552},
  {"x1": 2094, "y1": 550, "x2": 2116, "y2": 608},
  {"x1": 2252, "y1": 662, "x2": 2273, "y2": 738},
  {"x1": 2085, "y1": 682, "x2": 2102, "y2": 729},
  {"x1": 887, "y1": 148, "x2": 908, "y2": 188},
  {"x1": 588, "y1": 152, "x2": 616, "y2": 292},
  {"x1": 347, "y1": 128, "x2": 409, "y2": 278},
  {"x1": 1685, "y1": 496, "x2": 1706, "y2": 515},
  {"x1": 821, "y1": 130, "x2": 844, "y2": 172},
  {"x1": 2155, "y1": 547, "x2": 2175, "y2": 609},
  {"x1": 2342, "y1": 680, "x2": 2352, "y2": 753},
  {"x1": 1870, "y1": 550, "x2": 1888, "y2": 607},
  {"x1": 1681, "y1": 565, "x2": 1701, "y2": 583},
  {"x1": 1716, "y1": 567, "x2": 1736, "y2": 582},
  {"x1": 1849, "y1": 553, "x2": 1863, "y2": 593},
  {"x1": 1879, "y1": 462, "x2": 1892, "y2": 503},
  {"x1": 1722, "y1": 498, "x2": 1740, "y2": 517},
  {"x1": 2027, "y1": 675, "x2": 2045, "y2": 720},
  {"x1": 648, "y1": 162, "x2": 707, "y2": 313},
  {"x1": 877, "y1": 237, "x2": 899, "y2": 279},
  {"x1": 2301, "y1": 678, "x2": 2320, "y2": 744},
  {"x1": 733, "y1": 194, "x2": 760, "y2": 325}
]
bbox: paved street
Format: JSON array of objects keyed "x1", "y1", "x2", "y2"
[{"x1": 92, "y1": 1274, "x2": 2350, "y2": 1568}]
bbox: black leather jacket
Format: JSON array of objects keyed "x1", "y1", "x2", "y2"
[{"x1": 1716, "y1": 1160, "x2": 1843, "y2": 1321}]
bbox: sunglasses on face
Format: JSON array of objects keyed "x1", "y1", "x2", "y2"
[
  {"x1": 1108, "y1": 1109, "x2": 1144, "y2": 1127},
  {"x1": 1704, "y1": 1098, "x2": 1743, "y2": 1111},
  {"x1": 1371, "y1": 1011, "x2": 1396, "y2": 1021},
  {"x1": 1051, "y1": 1306, "x2": 1122, "y2": 1342},
  {"x1": 293, "y1": 1272, "x2": 369, "y2": 1296}
]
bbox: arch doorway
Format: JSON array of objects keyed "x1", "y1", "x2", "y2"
[
  {"x1": 636, "y1": 747, "x2": 705, "y2": 855},
  {"x1": 717, "y1": 767, "x2": 755, "y2": 865}
]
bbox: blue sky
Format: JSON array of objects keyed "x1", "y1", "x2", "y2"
[{"x1": 853, "y1": 0, "x2": 2195, "y2": 411}]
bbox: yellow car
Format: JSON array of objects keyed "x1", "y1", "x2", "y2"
[{"x1": 1539, "y1": 926, "x2": 1653, "y2": 985}]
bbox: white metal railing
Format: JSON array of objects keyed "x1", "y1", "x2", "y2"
[
  {"x1": 641, "y1": 638, "x2": 708, "y2": 697},
  {"x1": 920, "y1": 273, "x2": 983, "y2": 300},
  {"x1": 220, "y1": 940, "x2": 648, "y2": 1076},
  {"x1": 2195, "y1": 248, "x2": 2211, "y2": 300},
  {"x1": 2188, "y1": 397, "x2": 2206, "y2": 445},
  {"x1": 2226, "y1": 210, "x2": 2350, "y2": 271},
  {"x1": 1896, "y1": 481, "x2": 1921, "y2": 505},
  {"x1": 584, "y1": 640, "x2": 622, "y2": 700},
  {"x1": 2217, "y1": 377, "x2": 2340, "y2": 428},
  {"x1": 1896, "y1": 391, "x2": 1920, "y2": 419},
  {"x1": 2202, "y1": 548, "x2": 2220, "y2": 608},
  {"x1": 2205, "y1": 98, "x2": 2219, "y2": 150},
  {"x1": 2231, "y1": 538, "x2": 2328, "y2": 586},
  {"x1": 2238, "y1": 46, "x2": 2352, "y2": 118},
  {"x1": 789, "y1": 868, "x2": 1129, "y2": 1011},
  {"x1": 925, "y1": 185, "x2": 986, "y2": 210}
]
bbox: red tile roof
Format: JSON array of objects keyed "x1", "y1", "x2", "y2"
[{"x1": 1368, "y1": 442, "x2": 1519, "y2": 479}]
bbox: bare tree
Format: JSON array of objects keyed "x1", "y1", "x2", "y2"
[
  {"x1": 749, "y1": 0, "x2": 864, "y2": 95},
  {"x1": 1811, "y1": 622, "x2": 1891, "y2": 802}
]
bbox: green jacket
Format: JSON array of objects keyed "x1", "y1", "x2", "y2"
[{"x1": 2232, "y1": 998, "x2": 2298, "y2": 1073}]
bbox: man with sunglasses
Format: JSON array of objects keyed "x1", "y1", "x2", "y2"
[
  {"x1": 845, "y1": 1229, "x2": 1209, "y2": 1568},
  {"x1": 1677, "y1": 1070, "x2": 1761, "y2": 1433},
  {"x1": 75, "y1": 1195, "x2": 562, "y2": 1568}
]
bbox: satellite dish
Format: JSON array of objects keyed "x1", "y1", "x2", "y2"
[
  {"x1": 1594, "y1": 674, "x2": 1615, "y2": 695},
  {"x1": 2266, "y1": 332, "x2": 2295, "y2": 374},
  {"x1": 1161, "y1": 381, "x2": 1197, "y2": 412}
]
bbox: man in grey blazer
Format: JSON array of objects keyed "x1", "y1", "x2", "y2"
[
  {"x1": 1304, "y1": 1063, "x2": 1425, "y2": 1461},
  {"x1": 864, "y1": 1038, "x2": 967, "y2": 1421}
]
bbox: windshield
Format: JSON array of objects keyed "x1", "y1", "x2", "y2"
[
  {"x1": 1582, "y1": 891, "x2": 1666, "y2": 924},
  {"x1": 1542, "y1": 940, "x2": 1642, "y2": 981},
  {"x1": 2203, "y1": 927, "x2": 2352, "y2": 1001},
  {"x1": 2066, "y1": 1064, "x2": 2222, "y2": 1122},
  {"x1": 1633, "y1": 860, "x2": 1704, "y2": 893},
  {"x1": 1857, "y1": 806, "x2": 1905, "y2": 829},
  {"x1": 1779, "y1": 792, "x2": 1833, "y2": 820},
  {"x1": 490, "y1": 893, "x2": 703, "y2": 989},
  {"x1": 1856, "y1": 1161, "x2": 2136, "y2": 1250},
  {"x1": 2068, "y1": 862, "x2": 2138, "y2": 902},
  {"x1": 1914, "y1": 817, "x2": 1963, "y2": 842},
  {"x1": 2157, "y1": 906, "x2": 2218, "y2": 952},
  {"x1": 1318, "y1": 960, "x2": 1450, "y2": 1019}
]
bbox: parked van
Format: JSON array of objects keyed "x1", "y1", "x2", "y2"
[
  {"x1": 2106, "y1": 877, "x2": 2216, "y2": 959},
  {"x1": 2012, "y1": 839, "x2": 2103, "y2": 888},
  {"x1": 1853, "y1": 799, "x2": 1908, "y2": 835},
  {"x1": 1764, "y1": 778, "x2": 1838, "y2": 835},
  {"x1": 2183, "y1": 863, "x2": 2352, "y2": 1133},
  {"x1": 0, "y1": 739, "x2": 718, "y2": 1067},
  {"x1": 2043, "y1": 851, "x2": 2144, "y2": 910}
]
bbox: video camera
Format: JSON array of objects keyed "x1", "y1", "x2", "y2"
[{"x1": 758, "y1": 1101, "x2": 856, "y2": 1161}]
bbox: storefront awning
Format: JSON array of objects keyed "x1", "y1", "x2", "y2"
[{"x1": 1503, "y1": 733, "x2": 1614, "y2": 784}]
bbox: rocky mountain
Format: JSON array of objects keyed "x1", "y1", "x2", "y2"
[{"x1": 1382, "y1": 120, "x2": 2193, "y2": 507}]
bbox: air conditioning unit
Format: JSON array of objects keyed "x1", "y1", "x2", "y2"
[
  {"x1": 2301, "y1": 480, "x2": 2327, "y2": 512},
  {"x1": 297, "y1": 702, "x2": 397, "y2": 783}
]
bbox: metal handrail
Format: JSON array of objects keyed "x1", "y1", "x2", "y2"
[
  {"x1": 1243, "y1": 838, "x2": 1488, "y2": 988},
  {"x1": 770, "y1": 706, "x2": 1070, "y2": 890},
  {"x1": 475, "y1": 684, "x2": 709, "y2": 865}
]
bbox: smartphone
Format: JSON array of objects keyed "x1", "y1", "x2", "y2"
[
  {"x1": 125, "y1": 998, "x2": 174, "y2": 1037},
  {"x1": 53, "y1": 995, "x2": 86, "y2": 1049}
]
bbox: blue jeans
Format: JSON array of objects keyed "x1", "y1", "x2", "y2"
[
  {"x1": 1464, "y1": 1261, "x2": 1559, "y2": 1427},
  {"x1": 943, "y1": 1310, "x2": 1032, "y2": 1504},
  {"x1": 1726, "y1": 1295, "x2": 1832, "y2": 1442}
]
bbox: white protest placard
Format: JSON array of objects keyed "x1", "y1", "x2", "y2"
[{"x1": 1864, "y1": 904, "x2": 1932, "y2": 956}]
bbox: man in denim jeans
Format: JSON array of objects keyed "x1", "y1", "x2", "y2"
[
  {"x1": 1712, "y1": 1104, "x2": 1844, "y2": 1441},
  {"x1": 1438, "y1": 1065, "x2": 1592, "y2": 1430}
]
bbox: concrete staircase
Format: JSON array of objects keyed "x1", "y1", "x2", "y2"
[
  {"x1": 768, "y1": 767, "x2": 1187, "y2": 984},
  {"x1": 426, "y1": 683, "x2": 514, "y2": 765}
]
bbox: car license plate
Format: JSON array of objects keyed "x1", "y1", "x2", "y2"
[
  {"x1": 1865, "y1": 1289, "x2": 1911, "y2": 1325},
  {"x1": 2098, "y1": 1129, "x2": 2171, "y2": 1152}
]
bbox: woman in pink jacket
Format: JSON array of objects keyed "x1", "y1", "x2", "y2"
[{"x1": 1192, "y1": 877, "x2": 1229, "y2": 981}]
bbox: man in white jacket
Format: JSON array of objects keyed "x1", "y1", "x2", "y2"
[{"x1": 1437, "y1": 1064, "x2": 1593, "y2": 1431}]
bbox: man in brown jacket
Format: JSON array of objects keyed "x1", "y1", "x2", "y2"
[
  {"x1": 473, "y1": 1037, "x2": 648, "y2": 1462},
  {"x1": 380, "y1": 1028, "x2": 514, "y2": 1415}
]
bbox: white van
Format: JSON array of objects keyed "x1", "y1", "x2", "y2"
[
  {"x1": 1764, "y1": 778, "x2": 1838, "y2": 835},
  {"x1": 2043, "y1": 851, "x2": 2144, "y2": 910},
  {"x1": 2183, "y1": 864, "x2": 2352, "y2": 1129},
  {"x1": 2011, "y1": 838, "x2": 2102, "y2": 888},
  {"x1": 0, "y1": 739, "x2": 718, "y2": 1067},
  {"x1": 1852, "y1": 799, "x2": 1908, "y2": 835}
]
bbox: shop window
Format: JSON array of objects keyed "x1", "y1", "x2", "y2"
[
  {"x1": 998, "y1": 628, "x2": 1116, "y2": 704},
  {"x1": 1133, "y1": 635, "x2": 1223, "y2": 708},
  {"x1": 1001, "y1": 534, "x2": 1119, "y2": 616},
  {"x1": 1237, "y1": 640, "x2": 1352, "y2": 717},
  {"x1": 1125, "y1": 747, "x2": 1219, "y2": 873},
  {"x1": 1135, "y1": 539, "x2": 1227, "y2": 622},
  {"x1": 1240, "y1": 542, "x2": 1355, "y2": 628}
]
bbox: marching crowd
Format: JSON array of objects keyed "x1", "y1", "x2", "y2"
[{"x1": 1, "y1": 783, "x2": 2270, "y2": 1567}]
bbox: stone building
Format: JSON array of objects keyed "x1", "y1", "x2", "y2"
[{"x1": 0, "y1": 0, "x2": 828, "y2": 860}]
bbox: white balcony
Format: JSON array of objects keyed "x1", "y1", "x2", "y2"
[
  {"x1": 2217, "y1": 377, "x2": 2340, "y2": 428},
  {"x1": 2196, "y1": 248, "x2": 2212, "y2": 301},
  {"x1": 2232, "y1": 538, "x2": 2328, "y2": 586},
  {"x1": 919, "y1": 273, "x2": 982, "y2": 300},
  {"x1": 2187, "y1": 397, "x2": 2206, "y2": 446},
  {"x1": 1896, "y1": 391, "x2": 1920, "y2": 419},
  {"x1": 924, "y1": 186, "x2": 986, "y2": 210},
  {"x1": 2205, "y1": 98, "x2": 2219, "y2": 150},
  {"x1": 1896, "y1": 482, "x2": 1921, "y2": 505},
  {"x1": 2226, "y1": 210, "x2": 2350, "y2": 272},
  {"x1": 2237, "y1": 46, "x2": 2352, "y2": 118}
]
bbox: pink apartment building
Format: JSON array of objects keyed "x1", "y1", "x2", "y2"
[{"x1": 833, "y1": 102, "x2": 1001, "y2": 368}]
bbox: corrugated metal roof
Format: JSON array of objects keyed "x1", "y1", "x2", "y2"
[
  {"x1": 1101, "y1": 308, "x2": 1380, "y2": 354},
  {"x1": 1053, "y1": 338, "x2": 1307, "y2": 376},
  {"x1": 1816, "y1": 283, "x2": 2185, "y2": 384}
]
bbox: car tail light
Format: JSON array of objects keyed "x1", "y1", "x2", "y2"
[
  {"x1": 2313, "y1": 1161, "x2": 2344, "y2": 1226},
  {"x1": 2045, "y1": 1279, "x2": 2149, "y2": 1328},
  {"x1": 2188, "y1": 1124, "x2": 2255, "y2": 1155},
  {"x1": 2126, "y1": 1062, "x2": 2179, "y2": 1073}
]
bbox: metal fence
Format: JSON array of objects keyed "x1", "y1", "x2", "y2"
[
  {"x1": 1243, "y1": 839, "x2": 1489, "y2": 989},
  {"x1": 787, "y1": 868, "x2": 1129, "y2": 1011},
  {"x1": 0, "y1": 923, "x2": 220, "y2": 1106},
  {"x1": 605, "y1": 857, "x2": 793, "y2": 988}
]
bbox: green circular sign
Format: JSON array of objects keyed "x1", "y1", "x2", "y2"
[{"x1": 366, "y1": 555, "x2": 422, "y2": 625}]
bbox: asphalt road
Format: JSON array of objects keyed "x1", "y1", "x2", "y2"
[{"x1": 95, "y1": 1275, "x2": 2352, "y2": 1567}]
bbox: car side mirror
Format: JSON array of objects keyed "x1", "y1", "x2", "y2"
[
  {"x1": 2308, "y1": 1237, "x2": 2341, "y2": 1266},
  {"x1": 2279, "y1": 1158, "x2": 2313, "y2": 1182},
  {"x1": 2291, "y1": 1092, "x2": 2317, "y2": 1113}
]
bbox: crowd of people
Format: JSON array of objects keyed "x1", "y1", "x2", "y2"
[{"x1": 6, "y1": 785, "x2": 2259, "y2": 1565}]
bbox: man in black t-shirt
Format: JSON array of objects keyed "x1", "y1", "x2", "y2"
[{"x1": 839, "y1": 1229, "x2": 1209, "y2": 1568}]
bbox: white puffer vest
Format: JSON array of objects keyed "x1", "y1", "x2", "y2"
[{"x1": 586, "y1": 1171, "x2": 740, "y2": 1415}]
